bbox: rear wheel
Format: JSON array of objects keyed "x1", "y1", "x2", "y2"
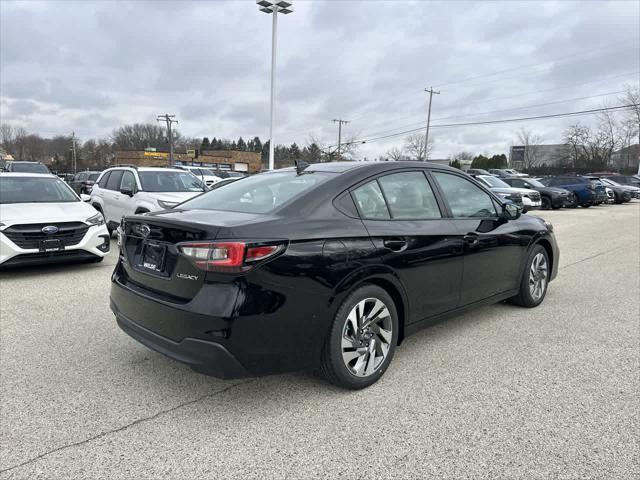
[
  {"x1": 510, "y1": 245, "x2": 549, "y2": 308},
  {"x1": 568, "y1": 193, "x2": 578, "y2": 208},
  {"x1": 581, "y1": 203, "x2": 591, "y2": 208},
  {"x1": 321, "y1": 285, "x2": 398, "y2": 389}
]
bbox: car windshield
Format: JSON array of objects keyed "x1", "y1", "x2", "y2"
[
  {"x1": 180, "y1": 171, "x2": 332, "y2": 214},
  {"x1": 525, "y1": 178, "x2": 545, "y2": 188},
  {"x1": 138, "y1": 171, "x2": 204, "y2": 192},
  {"x1": 480, "y1": 176, "x2": 510, "y2": 188},
  {"x1": 200, "y1": 168, "x2": 218, "y2": 176},
  {"x1": 0, "y1": 176, "x2": 78, "y2": 203},
  {"x1": 10, "y1": 163, "x2": 49, "y2": 173},
  {"x1": 88, "y1": 173, "x2": 100, "y2": 181}
]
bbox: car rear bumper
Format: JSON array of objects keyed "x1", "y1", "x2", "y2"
[
  {"x1": 112, "y1": 301, "x2": 250, "y2": 379},
  {"x1": 0, "y1": 224, "x2": 110, "y2": 266}
]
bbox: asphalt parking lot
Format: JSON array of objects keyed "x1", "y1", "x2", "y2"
[{"x1": 1, "y1": 203, "x2": 638, "y2": 479}]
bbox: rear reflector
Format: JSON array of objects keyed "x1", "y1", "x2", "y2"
[{"x1": 178, "y1": 241, "x2": 283, "y2": 272}]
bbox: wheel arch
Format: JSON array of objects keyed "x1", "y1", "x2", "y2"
[
  {"x1": 134, "y1": 207, "x2": 150, "y2": 214},
  {"x1": 533, "y1": 237, "x2": 554, "y2": 276}
]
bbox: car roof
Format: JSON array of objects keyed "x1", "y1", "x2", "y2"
[
  {"x1": 268, "y1": 161, "x2": 461, "y2": 175},
  {"x1": 6, "y1": 161, "x2": 44, "y2": 164},
  {"x1": 0, "y1": 172, "x2": 56, "y2": 178},
  {"x1": 106, "y1": 166, "x2": 185, "y2": 173}
]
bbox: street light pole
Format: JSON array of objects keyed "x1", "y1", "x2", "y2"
[{"x1": 257, "y1": 1, "x2": 293, "y2": 171}]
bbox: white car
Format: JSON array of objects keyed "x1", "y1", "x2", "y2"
[
  {"x1": 90, "y1": 166, "x2": 206, "y2": 234},
  {"x1": 0, "y1": 173, "x2": 110, "y2": 267},
  {"x1": 475, "y1": 174, "x2": 542, "y2": 212},
  {"x1": 175, "y1": 165, "x2": 222, "y2": 187}
]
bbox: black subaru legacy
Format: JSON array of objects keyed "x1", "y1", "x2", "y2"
[{"x1": 111, "y1": 162, "x2": 559, "y2": 389}]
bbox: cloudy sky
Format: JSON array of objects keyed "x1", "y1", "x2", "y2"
[{"x1": 1, "y1": 0, "x2": 638, "y2": 159}]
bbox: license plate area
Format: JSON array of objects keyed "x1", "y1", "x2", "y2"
[
  {"x1": 39, "y1": 239, "x2": 64, "y2": 252},
  {"x1": 137, "y1": 242, "x2": 167, "y2": 274}
]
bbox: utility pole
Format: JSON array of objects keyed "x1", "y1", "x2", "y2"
[
  {"x1": 71, "y1": 131, "x2": 77, "y2": 174},
  {"x1": 424, "y1": 87, "x2": 440, "y2": 161},
  {"x1": 157, "y1": 114, "x2": 178, "y2": 165},
  {"x1": 332, "y1": 119, "x2": 350, "y2": 161}
]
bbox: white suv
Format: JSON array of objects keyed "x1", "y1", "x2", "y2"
[
  {"x1": 176, "y1": 166, "x2": 222, "y2": 187},
  {"x1": 90, "y1": 166, "x2": 205, "y2": 234}
]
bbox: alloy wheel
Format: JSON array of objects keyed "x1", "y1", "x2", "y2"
[
  {"x1": 341, "y1": 298, "x2": 393, "y2": 377},
  {"x1": 529, "y1": 253, "x2": 548, "y2": 301}
]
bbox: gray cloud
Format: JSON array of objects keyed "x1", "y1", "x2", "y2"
[{"x1": 1, "y1": 0, "x2": 638, "y2": 158}]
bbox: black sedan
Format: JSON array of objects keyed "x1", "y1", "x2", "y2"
[
  {"x1": 69, "y1": 171, "x2": 101, "y2": 194},
  {"x1": 110, "y1": 162, "x2": 559, "y2": 389},
  {"x1": 502, "y1": 177, "x2": 575, "y2": 209}
]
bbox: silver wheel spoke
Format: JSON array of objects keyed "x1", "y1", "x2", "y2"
[{"x1": 341, "y1": 297, "x2": 393, "y2": 378}]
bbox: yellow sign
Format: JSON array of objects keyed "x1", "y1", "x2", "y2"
[{"x1": 144, "y1": 151, "x2": 168, "y2": 158}]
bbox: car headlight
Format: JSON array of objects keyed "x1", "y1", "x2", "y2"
[
  {"x1": 86, "y1": 213, "x2": 105, "y2": 226},
  {"x1": 543, "y1": 220, "x2": 553, "y2": 232},
  {"x1": 158, "y1": 200, "x2": 179, "y2": 209}
]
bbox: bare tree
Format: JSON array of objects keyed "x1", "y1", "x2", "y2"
[
  {"x1": 619, "y1": 84, "x2": 640, "y2": 149},
  {"x1": 404, "y1": 133, "x2": 432, "y2": 161},
  {"x1": 517, "y1": 128, "x2": 542, "y2": 171},
  {"x1": 1, "y1": 123, "x2": 14, "y2": 154},
  {"x1": 386, "y1": 146, "x2": 404, "y2": 161},
  {"x1": 310, "y1": 135, "x2": 359, "y2": 162},
  {"x1": 562, "y1": 123, "x2": 590, "y2": 167}
]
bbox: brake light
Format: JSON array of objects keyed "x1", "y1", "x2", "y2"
[{"x1": 178, "y1": 241, "x2": 283, "y2": 272}]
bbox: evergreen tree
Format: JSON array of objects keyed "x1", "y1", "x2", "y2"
[
  {"x1": 302, "y1": 143, "x2": 322, "y2": 162},
  {"x1": 201, "y1": 137, "x2": 210, "y2": 151},
  {"x1": 261, "y1": 140, "x2": 270, "y2": 162},
  {"x1": 253, "y1": 136, "x2": 262, "y2": 152},
  {"x1": 449, "y1": 159, "x2": 462, "y2": 169},
  {"x1": 289, "y1": 142, "x2": 301, "y2": 160},
  {"x1": 231, "y1": 141, "x2": 237, "y2": 150},
  {"x1": 237, "y1": 137, "x2": 246, "y2": 151}
]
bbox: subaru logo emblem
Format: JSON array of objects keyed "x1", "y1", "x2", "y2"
[{"x1": 41, "y1": 225, "x2": 59, "y2": 235}]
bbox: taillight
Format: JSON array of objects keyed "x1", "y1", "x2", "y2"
[{"x1": 178, "y1": 241, "x2": 283, "y2": 272}]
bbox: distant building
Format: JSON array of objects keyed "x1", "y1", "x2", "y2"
[
  {"x1": 509, "y1": 144, "x2": 572, "y2": 169},
  {"x1": 611, "y1": 144, "x2": 640, "y2": 171},
  {"x1": 115, "y1": 149, "x2": 262, "y2": 173}
]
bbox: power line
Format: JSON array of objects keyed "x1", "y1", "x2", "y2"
[
  {"x1": 333, "y1": 104, "x2": 636, "y2": 148},
  {"x1": 352, "y1": 90, "x2": 627, "y2": 141}
]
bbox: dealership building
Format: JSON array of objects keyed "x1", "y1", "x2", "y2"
[{"x1": 115, "y1": 149, "x2": 262, "y2": 173}]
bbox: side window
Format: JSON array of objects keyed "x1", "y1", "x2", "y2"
[
  {"x1": 377, "y1": 172, "x2": 441, "y2": 219},
  {"x1": 105, "y1": 170, "x2": 124, "y2": 191},
  {"x1": 76, "y1": 172, "x2": 87, "y2": 181},
  {"x1": 120, "y1": 171, "x2": 136, "y2": 192},
  {"x1": 97, "y1": 171, "x2": 111, "y2": 188},
  {"x1": 433, "y1": 172, "x2": 497, "y2": 218},
  {"x1": 511, "y1": 179, "x2": 524, "y2": 188},
  {"x1": 352, "y1": 180, "x2": 390, "y2": 219}
]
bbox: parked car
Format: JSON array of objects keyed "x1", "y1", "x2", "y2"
[
  {"x1": 174, "y1": 165, "x2": 222, "y2": 188},
  {"x1": 538, "y1": 176, "x2": 604, "y2": 208},
  {"x1": 90, "y1": 166, "x2": 205, "y2": 235},
  {"x1": 501, "y1": 177, "x2": 575, "y2": 210},
  {"x1": 600, "y1": 177, "x2": 639, "y2": 199},
  {"x1": 601, "y1": 174, "x2": 640, "y2": 189},
  {"x1": 211, "y1": 170, "x2": 246, "y2": 180},
  {"x1": 473, "y1": 174, "x2": 540, "y2": 212},
  {"x1": 488, "y1": 168, "x2": 527, "y2": 178},
  {"x1": 69, "y1": 171, "x2": 101, "y2": 195},
  {"x1": 465, "y1": 168, "x2": 491, "y2": 176},
  {"x1": 2, "y1": 161, "x2": 50, "y2": 174},
  {"x1": 0, "y1": 173, "x2": 110, "y2": 267},
  {"x1": 586, "y1": 176, "x2": 631, "y2": 204},
  {"x1": 110, "y1": 162, "x2": 558, "y2": 389}
]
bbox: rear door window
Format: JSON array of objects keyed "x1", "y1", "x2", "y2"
[
  {"x1": 120, "y1": 171, "x2": 137, "y2": 192},
  {"x1": 377, "y1": 172, "x2": 441, "y2": 219}
]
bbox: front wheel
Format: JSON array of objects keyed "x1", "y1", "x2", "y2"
[
  {"x1": 320, "y1": 285, "x2": 398, "y2": 389},
  {"x1": 541, "y1": 196, "x2": 551, "y2": 210},
  {"x1": 510, "y1": 245, "x2": 549, "y2": 308}
]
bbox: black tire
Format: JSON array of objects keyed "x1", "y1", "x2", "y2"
[
  {"x1": 509, "y1": 245, "x2": 550, "y2": 308},
  {"x1": 320, "y1": 284, "x2": 399, "y2": 390},
  {"x1": 541, "y1": 196, "x2": 551, "y2": 210},
  {"x1": 568, "y1": 193, "x2": 578, "y2": 208},
  {"x1": 581, "y1": 203, "x2": 591, "y2": 208}
]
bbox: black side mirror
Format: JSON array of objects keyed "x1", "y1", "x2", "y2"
[
  {"x1": 120, "y1": 186, "x2": 134, "y2": 197},
  {"x1": 502, "y1": 202, "x2": 521, "y2": 220}
]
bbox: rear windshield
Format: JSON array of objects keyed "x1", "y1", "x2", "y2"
[
  {"x1": 0, "y1": 176, "x2": 78, "y2": 204},
  {"x1": 88, "y1": 173, "x2": 100, "y2": 181},
  {"x1": 139, "y1": 171, "x2": 204, "y2": 192},
  {"x1": 180, "y1": 171, "x2": 332, "y2": 214},
  {"x1": 9, "y1": 163, "x2": 50, "y2": 173},
  {"x1": 479, "y1": 176, "x2": 509, "y2": 188}
]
